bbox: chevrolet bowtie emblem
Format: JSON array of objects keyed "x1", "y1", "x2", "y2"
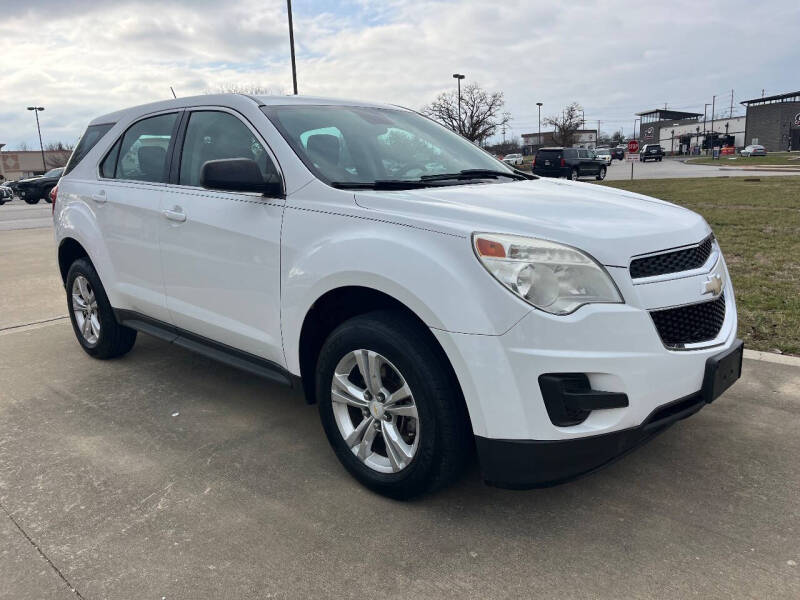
[{"x1": 703, "y1": 273, "x2": 723, "y2": 296}]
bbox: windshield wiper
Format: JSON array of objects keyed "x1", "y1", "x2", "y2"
[
  {"x1": 419, "y1": 169, "x2": 529, "y2": 182},
  {"x1": 331, "y1": 180, "x2": 442, "y2": 190}
]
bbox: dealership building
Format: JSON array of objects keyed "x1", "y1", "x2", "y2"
[
  {"x1": 0, "y1": 149, "x2": 71, "y2": 181},
  {"x1": 741, "y1": 90, "x2": 800, "y2": 151},
  {"x1": 635, "y1": 109, "x2": 746, "y2": 154}
]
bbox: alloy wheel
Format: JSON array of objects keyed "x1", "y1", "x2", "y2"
[
  {"x1": 72, "y1": 275, "x2": 100, "y2": 345},
  {"x1": 331, "y1": 349, "x2": 420, "y2": 473}
]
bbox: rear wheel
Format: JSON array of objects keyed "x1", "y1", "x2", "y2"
[
  {"x1": 570, "y1": 168, "x2": 579, "y2": 181},
  {"x1": 66, "y1": 258, "x2": 137, "y2": 359},
  {"x1": 596, "y1": 166, "x2": 607, "y2": 180},
  {"x1": 316, "y1": 310, "x2": 471, "y2": 499}
]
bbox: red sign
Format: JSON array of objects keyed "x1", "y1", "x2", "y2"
[{"x1": 627, "y1": 140, "x2": 640, "y2": 153}]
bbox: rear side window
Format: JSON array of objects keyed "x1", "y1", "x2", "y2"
[
  {"x1": 564, "y1": 149, "x2": 578, "y2": 159},
  {"x1": 110, "y1": 113, "x2": 179, "y2": 183},
  {"x1": 578, "y1": 149, "x2": 589, "y2": 158},
  {"x1": 100, "y1": 139, "x2": 121, "y2": 178},
  {"x1": 63, "y1": 123, "x2": 114, "y2": 176}
]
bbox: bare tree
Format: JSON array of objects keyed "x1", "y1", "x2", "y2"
[
  {"x1": 422, "y1": 83, "x2": 511, "y2": 144},
  {"x1": 16, "y1": 141, "x2": 29, "y2": 151},
  {"x1": 205, "y1": 83, "x2": 286, "y2": 96},
  {"x1": 45, "y1": 141, "x2": 75, "y2": 151},
  {"x1": 544, "y1": 102, "x2": 584, "y2": 147}
]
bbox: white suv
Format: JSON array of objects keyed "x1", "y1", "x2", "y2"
[{"x1": 53, "y1": 94, "x2": 743, "y2": 498}]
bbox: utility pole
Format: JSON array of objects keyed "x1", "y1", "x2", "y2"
[
  {"x1": 597, "y1": 120, "x2": 601, "y2": 147},
  {"x1": 26, "y1": 106, "x2": 47, "y2": 172},
  {"x1": 729, "y1": 89, "x2": 734, "y2": 118},
  {"x1": 703, "y1": 103, "x2": 710, "y2": 154},
  {"x1": 710, "y1": 95, "x2": 716, "y2": 156},
  {"x1": 452, "y1": 73, "x2": 465, "y2": 135},
  {"x1": 287, "y1": 0, "x2": 298, "y2": 95}
]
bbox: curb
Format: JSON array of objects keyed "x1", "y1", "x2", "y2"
[{"x1": 744, "y1": 349, "x2": 800, "y2": 367}]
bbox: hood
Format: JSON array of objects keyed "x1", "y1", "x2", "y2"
[{"x1": 354, "y1": 178, "x2": 709, "y2": 266}]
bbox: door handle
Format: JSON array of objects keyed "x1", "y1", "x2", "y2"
[
  {"x1": 91, "y1": 191, "x2": 107, "y2": 204},
  {"x1": 162, "y1": 207, "x2": 186, "y2": 222}
]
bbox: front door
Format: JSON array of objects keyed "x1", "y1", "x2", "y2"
[{"x1": 158, "y1": 108, "x2": 285, "y2": 366}]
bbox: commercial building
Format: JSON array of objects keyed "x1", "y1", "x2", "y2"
[
  {"x1": 741, "y1": 91, "x2": 800, "y2": 151},
  {"x1": 0, "y1": 149, "x2": 71, "y2": 181},
  {"x1": 521, "y1": 129, "x2": 598, "y2": 154}
]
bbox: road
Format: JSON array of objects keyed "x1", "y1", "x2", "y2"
[
  {"x1": 604, "y1": 157, "x2": 799, "y2": 180},
  {"x1": 1, "y1": 195, "x2": 800, "y2": 599},
  {"x1": 0, "y1": 200, "x2": 54, "y2": 231}
]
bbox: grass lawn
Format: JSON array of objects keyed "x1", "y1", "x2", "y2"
[
  {"x1": 686, "y1": 152, "x2": 800, "y2": 167},
  {"x1": 601, "y1": 176, "x2": 800, "y2": 355}
]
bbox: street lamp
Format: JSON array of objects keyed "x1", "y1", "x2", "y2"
[
  {"x1": 536, "y1": 102, "x2": 543, "y2": 148},
  {"x1": 452, "y1": 73, "x2": 465, "y2": 134},
  {"x1": 27, "y1": 106, "x2": 47, "y2": 172},
  {"x1": 287, "y1": 0, "x2": 298, "y2": 94},
  {"x1": 703, "y1": 103, "x2": 711, "y2": 154}
]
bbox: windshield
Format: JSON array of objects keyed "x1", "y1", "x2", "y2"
[{"x1": 262, "y1": 105, "x2": 516, "y2": 187}]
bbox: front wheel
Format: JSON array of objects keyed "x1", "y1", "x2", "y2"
[
  {"x1": 316, "y1": 310, "x2": 471, "y2": 499},
  {"x1": 596, "y1": 166, "x2": 607, "y2": 180}
]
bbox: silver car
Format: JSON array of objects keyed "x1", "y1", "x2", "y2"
[{"x1": 740, "y1": 144, "x2": 766, "y2": 157}]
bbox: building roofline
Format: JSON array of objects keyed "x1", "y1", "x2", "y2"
[
  {"x1": 635, "y1": 109, "x2": 703, "y2": 118},
  {"x1": 740, "y1": 91, "x2": 800, "y2": 106}
]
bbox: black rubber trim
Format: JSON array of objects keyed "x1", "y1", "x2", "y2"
[
  {"x1": 114, "y1": 309, "x2": 294, "y2": 387},
  {"x1": 539, "y1": 373, "x2": 628, "y2": 427},
  {"x1": 476, "y1": 340, "x2": 743, "y2": 489}
]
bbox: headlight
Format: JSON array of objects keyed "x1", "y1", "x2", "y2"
[{"x1": 473, "y1": 233, "x2": 623, "y2": 315}]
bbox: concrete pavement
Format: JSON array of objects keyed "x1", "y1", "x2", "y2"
[
  {"x1": 604, "y1": 157, "x2": 799, "y2": 180},
  {"x1": 1, "y1": 199, "x2": 799, "y2": 599}
]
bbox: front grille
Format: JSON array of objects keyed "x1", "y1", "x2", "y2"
[
  {"x1": 650, "y1": 294, "x2": 726, "y2": 348},
  {"x1": 630, "y1": 236, "x2": 713, "y2": 279}
]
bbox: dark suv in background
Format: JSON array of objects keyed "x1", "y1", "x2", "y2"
[
  {"x1": 532, "y1": 147, "x2": 607, "y2": 180},
  {"x1": 640, "y1": 144, "x2": 665, "y2": 162}
]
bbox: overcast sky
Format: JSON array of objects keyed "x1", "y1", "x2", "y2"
[{"x1": 2, "y1": 0, "x2": 799, "y2": 149}]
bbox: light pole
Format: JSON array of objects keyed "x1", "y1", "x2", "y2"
[
  {"x1": 452, "y1": 73, "x2": 465, "y2": 134},
  {"x1": 631, "y1": 117, "x2": 640, "y2": 181},
  {"x1": 27, "y1": 106, "x2": 46, "y2": 172},
  {"x1": 670, "y1": 129, "x2": 675, "y2": 155},
  {"x1": 287, "y1": 0, "x2": 298, "y2": 95},
  {"x1": 703, "y1": 103, "x2": 711, "y2": 154},
  {"x1": 710, "y1": 95, "x2": 716, "y2": 157},
  {"x1": 536, "y1": 102, "x2": 543, "y2": 148}
]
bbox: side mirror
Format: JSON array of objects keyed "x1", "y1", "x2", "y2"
[{"x1": 200, "y1": 158, "x2": 283, "y2": 197}]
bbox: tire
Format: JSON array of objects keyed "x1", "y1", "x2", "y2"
[
  {"x1": 66, "y1": 258, "x2": 137, "y2": 359},
  {"x1": 658, "y1": 157, "x2": 663, "y2": 162},
  {"x1": 596, "y1": 166, "x2": 606, "y2": 181},
  {"x1": 24, "y1": 198, "x2": 40, "y2": 204},
  {"x1": 316, "y1": 310, "x2": 471, "y2": 499},
  {"x1": 570, "y1": 168, "x2": 579, "y2": 181}
]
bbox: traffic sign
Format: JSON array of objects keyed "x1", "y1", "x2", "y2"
[{"x1": 627, "y1": 140, "x2": 639, "y2": 153}]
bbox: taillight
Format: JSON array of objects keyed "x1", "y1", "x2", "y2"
[
  {"x1": 50, "y1": 185, "x2": 58, "y2": 214},
  {"x1": 560, "y1": 158, "x2": 566, "y2": 167},
  {"x1": 532, "y1": 158, "x2": 536, "y2": 166}
]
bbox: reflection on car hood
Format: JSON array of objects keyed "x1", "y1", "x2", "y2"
[{"x1": 354, "y1": 178, "x2": 709, "y2": 266}]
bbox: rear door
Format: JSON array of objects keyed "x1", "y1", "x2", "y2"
[
  {"x1": 94, "y1": 111, "x2": 180, "y2": 322},
  {"x1": 158, "y1": 107, "x2": 285, "y2": 365},
  {"x1": 577, "y1": 149, "x2": 596, "y2": 175}
]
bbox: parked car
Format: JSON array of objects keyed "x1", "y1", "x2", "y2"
[
  {"x1": 53, "y1": 94, "x2": 742, "y2": 498},
  {"x1": 532, "y1": 147, "x2": 607, "y2": 180},
  {"x1": 640, "y1": 144, "x2": 664, "y2": 162},
  {"x1": 594, "y1": 147, "x2": 612, "y2": 165},
  {"x1": 0, "y1": 183, "x2": 13, "y2": 204},
  {"x1": 16, "y1": 167, "x2": 64, "y2": 204},
  {"x1": 740, "y1": 144, "x2": 766, "y2": 157},
  {"x1": 501, "y1": 153, "x2": 523, "y2": 166},
  {"x1": 611, "y1": 146, "x2": 626, "y2": 161}
]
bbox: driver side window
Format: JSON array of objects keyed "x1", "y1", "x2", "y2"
[{"x1": 179, "y1": 111, "x2": 278, "y2": 187}]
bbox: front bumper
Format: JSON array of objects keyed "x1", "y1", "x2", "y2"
[{"x1": 476, "y1": 338, "x2": 742, "y2": 488}]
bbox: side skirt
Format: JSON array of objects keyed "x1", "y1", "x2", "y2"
[{"x1": 114, "y1": 309, "x2": 297, "y2": 388}]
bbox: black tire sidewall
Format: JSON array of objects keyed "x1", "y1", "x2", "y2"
[
  {"x1": 66, "y1": 258, "x2": 129, "y2": 358},
  {"x1": 316, "y1": 312, "x2": 460, "y2": 498}
]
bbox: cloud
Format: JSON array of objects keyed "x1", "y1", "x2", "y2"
[{"x1": 1, "y1": 0, "x2": 798, "y2": 148}]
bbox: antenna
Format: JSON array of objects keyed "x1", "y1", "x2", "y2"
[{"x1": 170, "y1": 87, "x2": 177, "y2": 99}]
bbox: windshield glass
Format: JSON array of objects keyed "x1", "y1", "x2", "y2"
[{"x1": 262, "y1": 105, "x2": 514, "y2": 186}]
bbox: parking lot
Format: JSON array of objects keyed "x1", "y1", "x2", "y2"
[
  {"x1": 602, "y1": 157, "x2": 799, "y2": 180},
  {"x1": 1, "y1": 202, "x2": 799, "y2": 599}
]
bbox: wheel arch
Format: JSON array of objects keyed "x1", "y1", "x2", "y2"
[
  {"x1": 58, "y1": 237, "x2": 92, "y2": 285},
  {"x1": 295, "y1": 285, "x2": 466, "y2": 418}
]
